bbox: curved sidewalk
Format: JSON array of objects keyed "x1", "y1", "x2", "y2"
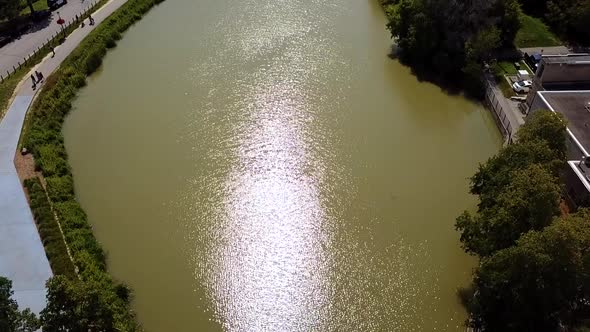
[{"x1": 0, "y1": 0, "x2": 127, "y2": 314}]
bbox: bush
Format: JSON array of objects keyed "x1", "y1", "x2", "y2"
[
  {"x1": 46, "y1": 176, "x2": 75, "y2": 203},
  {"x1": 24, "y1": 178, "x2": 77, "y2": 279}
]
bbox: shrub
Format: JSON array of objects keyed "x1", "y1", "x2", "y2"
[{"x1": 24, "y1": 179, "x2": 77, "y2": 279}]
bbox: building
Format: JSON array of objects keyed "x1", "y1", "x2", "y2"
[
  {"x1": 526, "y1": 54, "x2": 590, "y2": 105},
  {"x1": 528, "y1": 90, "x2": 590, "y2": 207}
]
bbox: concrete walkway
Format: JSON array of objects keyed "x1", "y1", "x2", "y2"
[
  {"x1": 486, "y1": 74, "x2": 524, "y2": 140},
  {"x1": 0, "y1": 0, "x2": 97, "y2": 76},
  {"x1": 0, "y1": 0, "x2": 128, "y2": 314}
]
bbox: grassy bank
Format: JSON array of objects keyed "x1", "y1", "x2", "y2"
[
  {"x1": 19, "y1": 0, "x2": 49, "y2": 16},
  {"x1": 515, "y1": 13, "x2": 561, "y2": 48},
  {"x1": 21, "y1": 0, "x2": 166, "y2": 329},
  {"x1": 24, "y1": 177, "x2": 77, "y2": 279}
]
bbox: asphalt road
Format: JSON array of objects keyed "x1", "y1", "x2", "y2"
[{"x1": 0, "y1": 0, "x2": 96, "y2": 76}]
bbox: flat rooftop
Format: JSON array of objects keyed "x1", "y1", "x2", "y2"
[
  {"x1": 542, "y1": 55, "x2": 590, "y2": 65},
  {"x1": 541, "y1": 91, "x2": 590, "y2": 152}
]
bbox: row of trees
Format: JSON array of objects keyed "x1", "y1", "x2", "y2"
[
  {"x1": 456, "y1": 110, "x2": 590, "y2": 331},
  {"x1": 1, "y1": 275, "x2": 128, "y2": 331},
  {"x1": 385, "y1": 0, "x2": 521, "y2": 97},
  {"x1": 519, "y1": 0, "x2": 590, "y2": 44}
]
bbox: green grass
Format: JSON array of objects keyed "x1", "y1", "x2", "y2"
[
  {"x1": 25, "y1": 178, "x2": 78, "y2": 279},
  {"x1": 515, "y1": 13, "x2": 561, "y2": 48},
  {"x1": 496, "y1": 61, "x2": 518, "y2": 75},
  {"x1": 19, "y1": 0, "x2": 49, "y2": 15},
  {"x1": 498, "y1": 77, "x2": 515, "y2": 98}
]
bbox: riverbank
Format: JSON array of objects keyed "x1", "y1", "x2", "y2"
[
  {"x1": 0, "y1": 0, "x2": 166, "y2": 326},
  {"x1": 24, "y1": 0, "x2": 168, "y2": 325},
  {"x1": 61, "y1": 0, "x2": 502, "y2": 329}
]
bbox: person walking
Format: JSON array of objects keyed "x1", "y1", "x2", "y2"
[
  {"x1": 50, "y1": 45, "x2": 55, "y2": 57},
  {"x1": 30, "y1": 74, "x2": 36, "y2": 85},
  {"x1": 35, "y1": 71, "x2": 44, "y2": 82}
]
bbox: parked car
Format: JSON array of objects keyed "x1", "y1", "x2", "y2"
[
  {"x1": 47, "y1": 0, "x2": 67, "y2": 10},
  {"x1": 512, "y1": 80, "x2": 532, "y2": 93},
  {"x1": 524, "y1": 52, "x2": 542, "y2": 71}
]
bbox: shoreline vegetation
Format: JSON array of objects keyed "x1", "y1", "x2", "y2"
[
  {"x1": 455, "y1": 110, "x2": 590, "y2": 331},
  {"x1": 379, "y1": 0, "x2": 589, "y2": 330},
  {"x1": 379, "y1": 0, "x2": 522, "y2": 98},
  {"x1": 14, "y1": 0, "x2": 165, "y2": 329}
]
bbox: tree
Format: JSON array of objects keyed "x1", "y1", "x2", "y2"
[
  {"x1": 456, "y1": 109, "x2": 567, "y2": 256},
  {"x1": 469, "y1": 210, "x2": 590, "y2": 331},
  {"x1": 41, "y1": 276, "x2": 117, "y2": 332},
  {"x1": 517, "y1": 110, "x2": 568, "y2": 159},
  {"x1": 569, "y1": 0, "x2": 590, "y2": 43},
  {"x1": 25, "y1": 0, "x2": 35, "y2": 14},
  {"x1": 456, "y1": 164, "x2": 561, "y2": 256},
  {"x1": 469, "y1": 110, "x2": 566, "y2": 208},
  {"x1": 387, "y1": 0, "x2": 519, "y2": 94},
  {"x1": 492, "y1": 0, "x2": 522, "y2": 47},
  {"x1": 470, "y1": 140, "x2": 563, "y2": 207},
  {"x1": 0, "y1": 277, "x2": 40, "y2": 332},
  {"x1": 0, "y1": 0, "x2": 19, "y2": 21},
  {"x1": 466, "y1": 27, "x2": 501, "y2": 63}
]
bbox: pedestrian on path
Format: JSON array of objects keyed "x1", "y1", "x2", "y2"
[
  {"x1": 50, "y1": 45, "x2": 55, "y2": 58},
  {"x1": 89, "y1": 15, "x2": 95, "y2": 26},
  {"x1": 35, "y1": 71, "x2": 44, "y2": 82},
  {"x1": 30, "y1": 74, "x2": 36, "y2": 85}
]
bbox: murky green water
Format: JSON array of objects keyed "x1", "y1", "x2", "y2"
[{"x1": 63, "y1": 0, "x2": 501, "y2": 330}]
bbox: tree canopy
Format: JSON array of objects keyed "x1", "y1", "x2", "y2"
[
  {"x1": 456, "y1": 110, "x2": 566, "y2": 256},
  {"x1": 41, "y1": 276, "x2": 125, "y2": 332},
  {"x1": 386, "y1": 0, "x2": 521, "y2": 95},
  {"x1": 0, "y1": 277, "x2": 40, "y2": 332},
  {"x1": 454, "y1": 109, "x2": 590, "y2": 330},
  {"x1": 0, "y1": 0, "x2": 20, "y2": 22},
  {"x1": 470, "y1": 209, "x2": 590, "y2": 331}
]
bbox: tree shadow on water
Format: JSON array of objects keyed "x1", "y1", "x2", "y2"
[{"x1": 386, "y1": 44, "x2": 484, "y2": 101}]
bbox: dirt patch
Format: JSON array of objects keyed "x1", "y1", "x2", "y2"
[{"x1": 14, "y1": 151, "x2": 45, "y2": 187}]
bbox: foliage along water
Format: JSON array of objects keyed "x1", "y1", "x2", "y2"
[{"x1": 63, "y1": 0, "x2": 502, "y2": 330}]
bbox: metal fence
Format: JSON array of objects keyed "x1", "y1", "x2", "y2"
[
  {"x1": 0, "y1": 0, "x2": 100, "y2": 84},
  {"x1": 484, "y1": 77, "x2": 513, "y2": 144}
]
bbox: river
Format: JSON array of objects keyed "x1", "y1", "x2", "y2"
[{"x1": 62, "y1": 0, "x2": 501, "y2": 330}]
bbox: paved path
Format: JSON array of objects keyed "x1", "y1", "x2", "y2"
[
  {"x1": 485, "y1": 74, "x2": 525, "y2": 142},
  {"x1": 0, "y1": 0, "x2": 127, "y2": 314},
  {"x1": 0, "y1": 0, "x2": 98, "y2": 76}
]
